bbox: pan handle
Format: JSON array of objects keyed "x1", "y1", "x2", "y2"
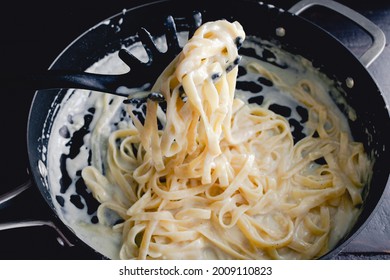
[
  {"x1": 0, "y1": 178, "x2": 74, "y2": 247},
  {"x1": 288, "y1": 0, "x2": 386, "y2": 68}
]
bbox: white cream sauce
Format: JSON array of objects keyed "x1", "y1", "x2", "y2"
[{"x1": 45, "y1": 33, "x2": 356, "y2": 259}]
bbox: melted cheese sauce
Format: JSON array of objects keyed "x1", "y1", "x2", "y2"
[{"x1": 45, "y1": 31, "x2": 367, "y2": 259}]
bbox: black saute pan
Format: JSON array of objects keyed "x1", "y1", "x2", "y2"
[{"x1": 1, "y1": 0, "x2": 389, "y2": 259}]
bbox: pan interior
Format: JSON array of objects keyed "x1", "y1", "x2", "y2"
[{"x1": 44, "y1": 36, "x2": 370, "y2": 260}]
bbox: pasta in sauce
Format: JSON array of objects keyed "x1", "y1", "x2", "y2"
[{"x1": 54, "y1": 20, "x2": 371, "y2": 260}]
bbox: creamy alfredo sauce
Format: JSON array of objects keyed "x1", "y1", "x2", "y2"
[{"x1": 46, "y1": 34, "x2": 359, "y2": 259}]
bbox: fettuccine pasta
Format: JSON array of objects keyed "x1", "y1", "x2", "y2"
[{"x1": 81, "y1": 20, "x2": 371, "y2": 259}]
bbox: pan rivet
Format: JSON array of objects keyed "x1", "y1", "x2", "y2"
[
  {"x1": 57, "y1": 237, "x2": 65, "y2": 247},
  {"x1": 276, "y1": 27, "x2": 286, "y2": 37},
  {"x1": 346, "y1": 77, "x2": 354, "y2": 88}
]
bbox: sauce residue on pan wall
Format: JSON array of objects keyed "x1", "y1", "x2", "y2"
[{"x1": 43, "y1": 32, "x2": 369, "y2": 259}]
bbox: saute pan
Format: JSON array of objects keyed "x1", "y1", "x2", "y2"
[{"x1": 1, "y1": 0, "x2": 389, "y2": 259}]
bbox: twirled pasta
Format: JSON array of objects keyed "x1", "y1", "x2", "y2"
[{"x1": 81, "y1": 20, "x2": 371, "y2": 259}]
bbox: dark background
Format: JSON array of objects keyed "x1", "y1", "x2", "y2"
[{"x1": 0, "y1": 0, "x2": 389, "y2": 259}]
